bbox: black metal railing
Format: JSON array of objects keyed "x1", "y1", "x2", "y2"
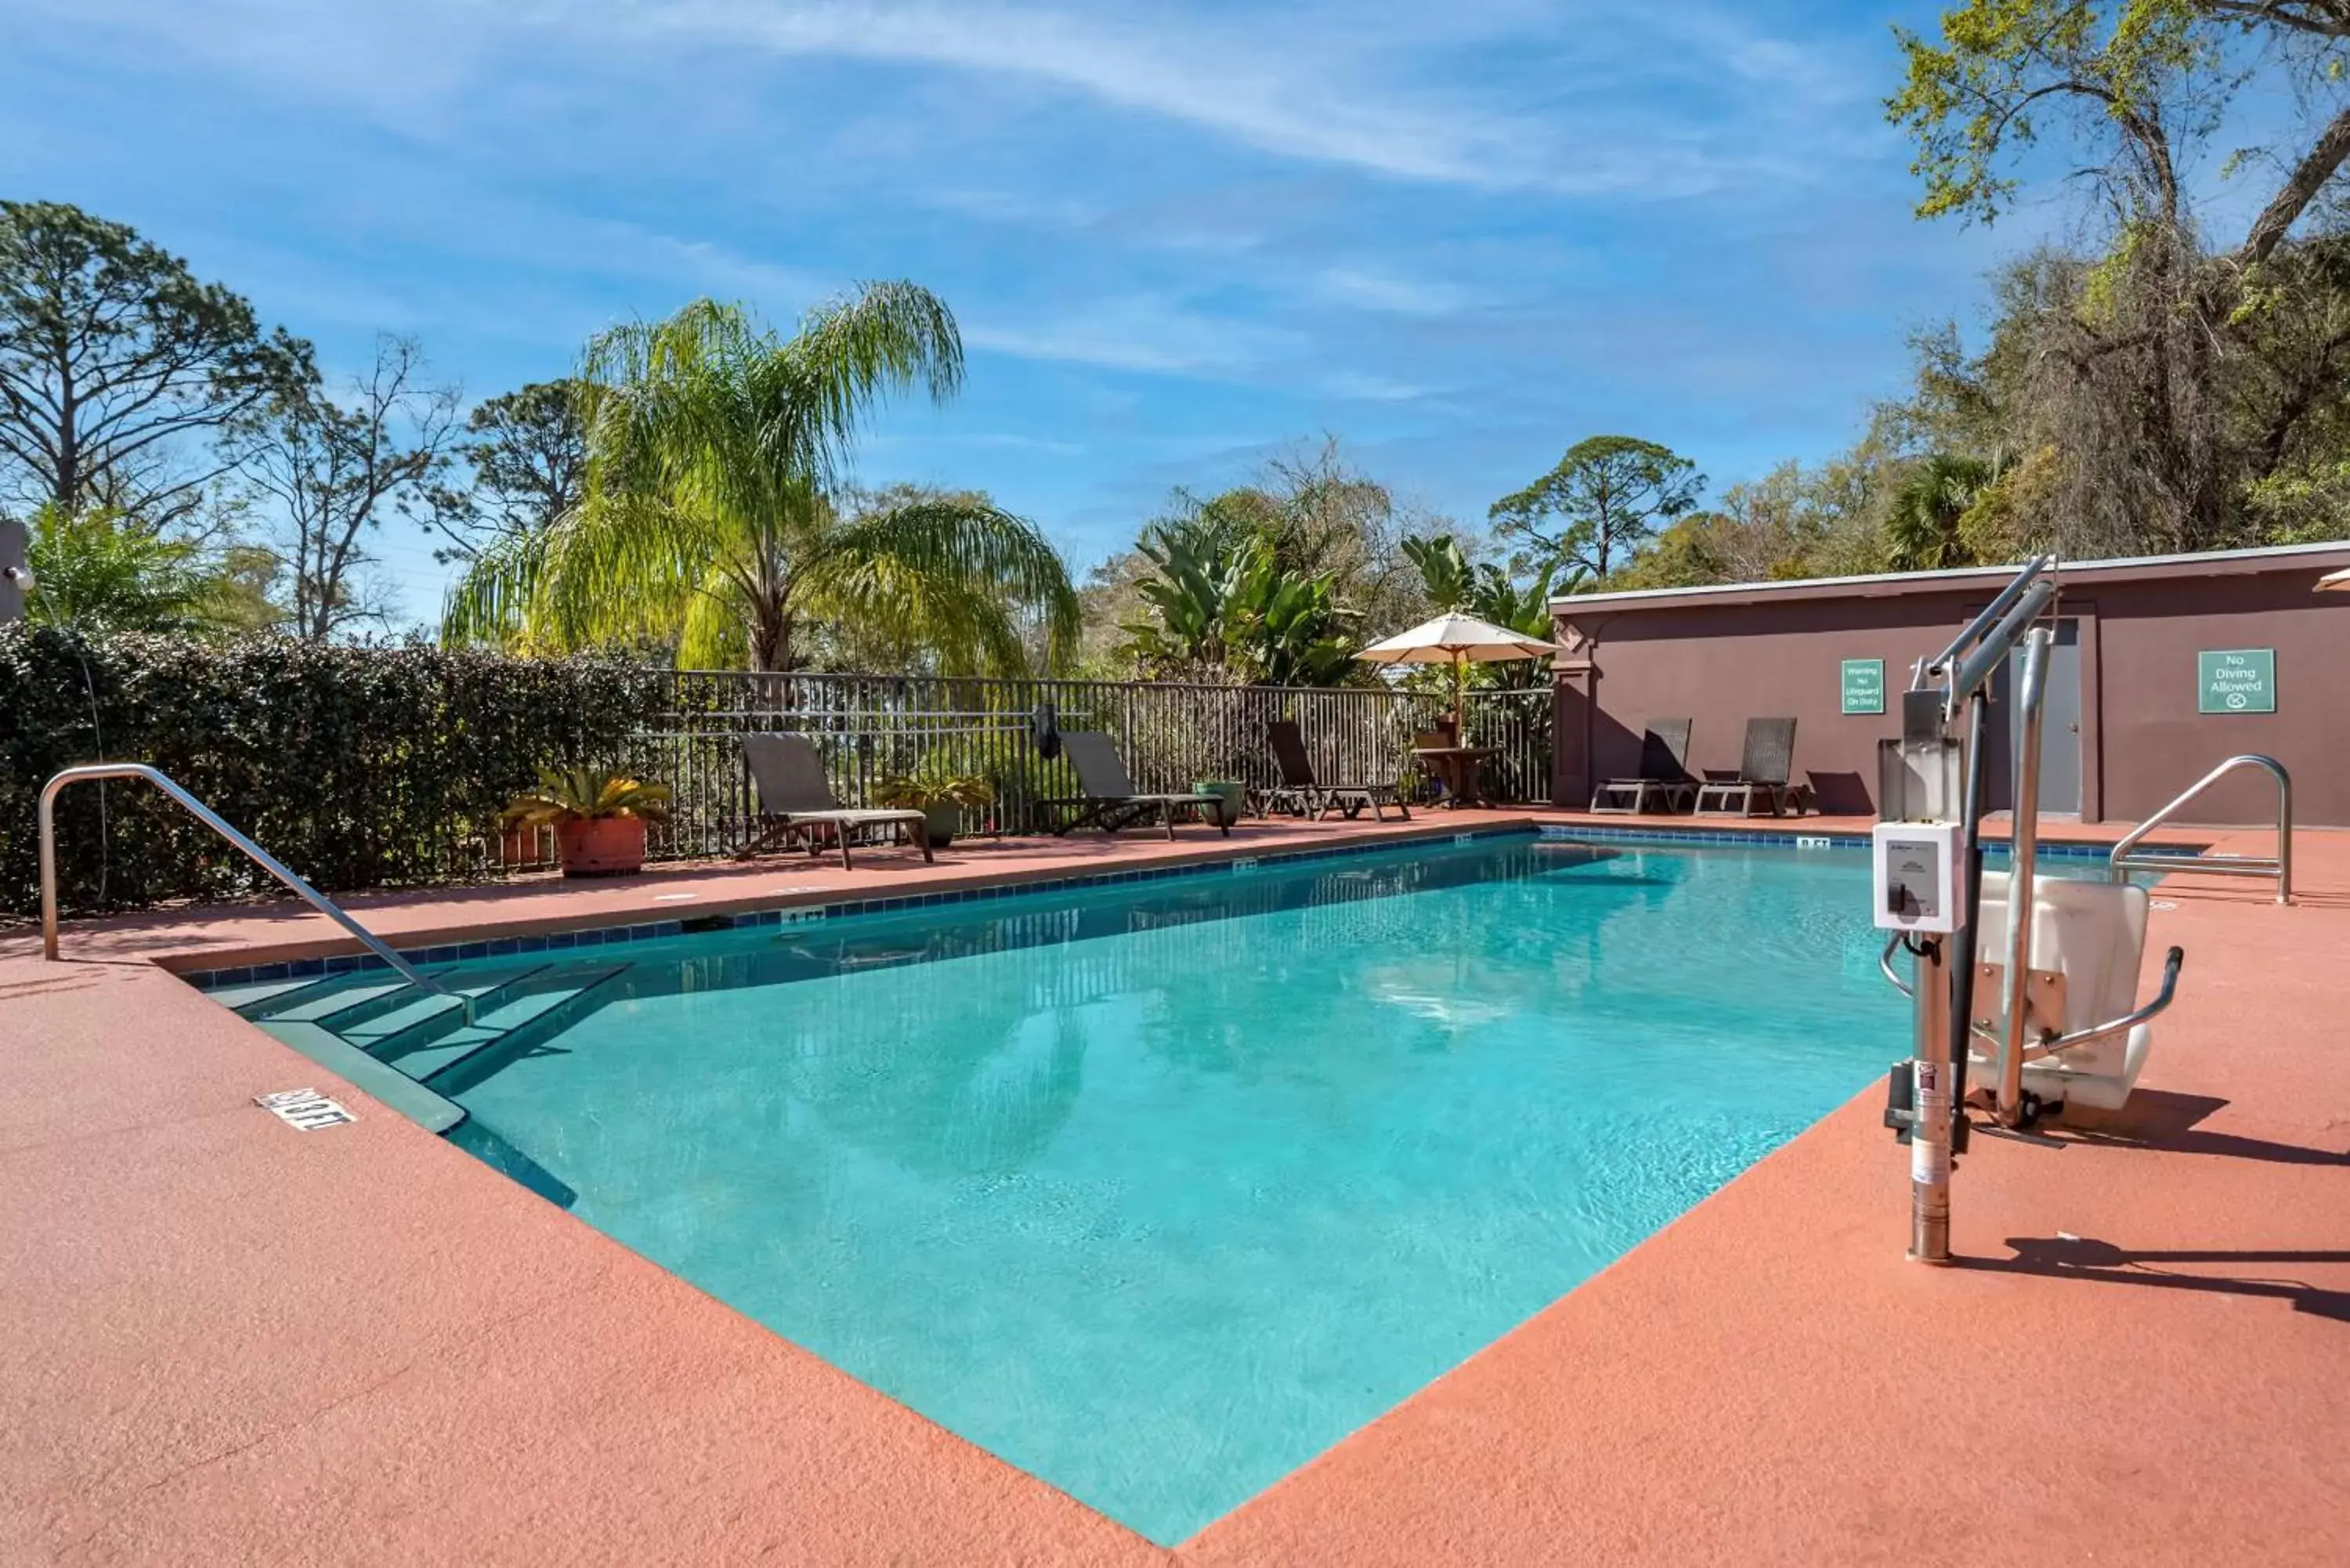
[{"x1": 501, "y1": 671, "x2": 1553, "y2": 869}]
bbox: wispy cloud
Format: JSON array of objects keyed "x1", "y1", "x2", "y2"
[
  {"x1": 626, "y1": 0, "x2": 1556, "y2": 187},
  {"x1": 1318, "y1": 370, "x2": 1434, "y2": 403},
  {"x1": 1314, "y1": 266, "x2": 1482, "y2": 317},
  {"x1": 28, "y1": 0, "x2": 1878, "y2": 198},
  {"x1": 964, "y1": 295, "x2": 1306, "y2": 378}
]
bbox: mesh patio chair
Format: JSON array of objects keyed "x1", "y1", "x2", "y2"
[
  {"x1": 1693, "y1": 717, "x2": 1800, "y2": 817},
  {"x1": 1261, "y1": 719, "x2": 1409, "y2": 822},
  {"x1": 1589, "y1": 718, "x2": 1698, "y2": 815},
  {"x1": 735, "y1": 733, "x2": 934, "y2": 869},
  {"x1": 1038, "y1": 732, "x2": 1231, "y2": 839}
]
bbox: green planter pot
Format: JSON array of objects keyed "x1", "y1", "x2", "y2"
[
  {"x1": 1192, "y1": 780, "x2": 1244, "y2": 826},
  {"x1": 920, "y1": 803, "x2": 962, "y2": 850}
]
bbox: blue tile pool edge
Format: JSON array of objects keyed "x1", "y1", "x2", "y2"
[
  {"x1": 176, "y1": 822, "x2": 1538, "y2": 992},
  {"x1": 175, "y1": 819, "x2": 2174, "y2": 993}
]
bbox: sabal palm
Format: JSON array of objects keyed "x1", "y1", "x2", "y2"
[
  {"x1": 1884, "y1": 453, "x2": 1994, "y2": 574},
  {"x1": 442, "y1": 290, "x2": 1078, "y2": 671}
]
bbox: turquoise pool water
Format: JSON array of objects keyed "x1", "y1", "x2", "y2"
[{"x1": 439, "y1": 836, "x2": 1911, "y2": 1541}]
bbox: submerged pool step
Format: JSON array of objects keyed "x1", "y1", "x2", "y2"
[
  {"x1": 422, "y1": 966, "x2": 632, "y2": 1095},
  {"x1": 208, "y1": 975, "x2": 335, "y2": 1013},
  {"x1": 372, "y1": 964, "x2": 628, "y2": 1079},
  {"x1": 324, "y1": 966, "x2": 551, "y2": 1046},
  {"x1": 240, "y1": 974, "x2": 417, "y2": 1024}
]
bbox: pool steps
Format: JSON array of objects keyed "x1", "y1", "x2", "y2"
[{"x1": 228, "y1": 961, "x2": 633, "y2": 1133}]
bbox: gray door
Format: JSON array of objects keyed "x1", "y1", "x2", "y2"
[{"x1": 2007, "y1": 619, "x2": 2081, "y2": 815}]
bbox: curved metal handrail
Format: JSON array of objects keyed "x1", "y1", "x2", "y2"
[
  {"x1": 38, "y1": 764, "x2": 469, "y2": 1021},
  {"x1": 1879, "y1": 933, "x2": 1914, "y2": 998},
  {"x1": 2110, "y1": 754, "x2": 2291, "y2": 906},
  {"x1": 2026, "y1": 945, "x2": 2186, "y2": 1060}
]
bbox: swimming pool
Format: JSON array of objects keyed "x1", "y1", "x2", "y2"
[{"x1": 287, "y1": 833, "x2": 1901, "y2": 1542}]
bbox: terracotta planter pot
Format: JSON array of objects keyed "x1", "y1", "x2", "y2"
[{"x1": 556, "y1": 814, "x2": 647, "y2": 878}]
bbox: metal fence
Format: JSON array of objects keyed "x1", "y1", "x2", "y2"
[{"x1": 510, "y1": 671, "x2": 1552, "y2": 869}]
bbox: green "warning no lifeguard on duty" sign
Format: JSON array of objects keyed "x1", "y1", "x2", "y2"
[
  {"x1": 2197, "y1": 649, "x2": 2276, "y2": 714},
  {"x1": 1840, "y1": 659, "x2": 1885, "y2": 715}
]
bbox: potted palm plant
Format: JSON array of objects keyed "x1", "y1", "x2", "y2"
[
  {"x1": 501, "y1": 767, "x2": 674, "y2": 878},
  {"x1": 872, "y1": 755, "x2": 994, "y2": 850}
]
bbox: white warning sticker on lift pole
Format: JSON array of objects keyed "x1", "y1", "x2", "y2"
[{"x1": 254, "y1": 1088, "x2": 356, "y2": 1130}]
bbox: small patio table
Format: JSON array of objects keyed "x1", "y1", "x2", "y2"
[{"x1": 1412, "y1": 745, "x2": 1502, "y2": 809}]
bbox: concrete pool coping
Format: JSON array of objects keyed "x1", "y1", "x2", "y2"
[{"x1": 5, "y1": 810, "x2": 2345, "y2": 1564}]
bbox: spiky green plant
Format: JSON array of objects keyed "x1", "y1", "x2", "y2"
[
  {"x1": 499, "y1": 767, "x2": 673, "y2": 828},
  {"x1": 441, "y1": 291, "x2": 1079, "y2": 673},
  {"x1": 871, "y1": 753, "x2": 996, "y2": 811}
]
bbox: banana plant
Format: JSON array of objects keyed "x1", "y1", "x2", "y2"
[{"x1": 1122, "y1": 511, "x2": 1358, "y2": 684}]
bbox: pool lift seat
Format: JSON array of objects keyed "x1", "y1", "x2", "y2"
[{"x1": 1965, "y1": 871, "x2": 2184, "y2": 1116}]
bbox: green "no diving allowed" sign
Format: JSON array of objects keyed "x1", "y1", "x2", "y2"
[{"x1": 2197, "y1": 649, "x2": 2276, "y2": 714}]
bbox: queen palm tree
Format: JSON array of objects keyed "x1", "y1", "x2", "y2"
[{"x1": 441, "y1": 289, "x2": 1078, "y2": 672}]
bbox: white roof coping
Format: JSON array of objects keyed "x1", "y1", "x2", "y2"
[{"x1": 1547, "y1": 539, "x2": 2350, "y2": 614}]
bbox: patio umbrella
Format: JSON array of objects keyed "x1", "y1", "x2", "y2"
[
  {"x1": 2317, "y1": 566, "x2": 2350, "y2": 593},
  {"x1": 1354, "y1": 612, "x2": 1562, "y2": 734}
]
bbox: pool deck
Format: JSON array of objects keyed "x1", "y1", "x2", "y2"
[{"x1": 5, "y1": 808, "x2": 2345, "y2": 1565}]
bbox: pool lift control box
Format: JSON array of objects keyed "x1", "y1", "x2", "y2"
[{"x1": 1871, "y1": 822, "x2": 1965, "y2": 936}]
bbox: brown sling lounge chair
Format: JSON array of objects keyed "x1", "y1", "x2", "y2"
[
  {"x1": 1262, "y1": 720, "x2": 1408, "y2": 822},
  {"x1": 1694, "y1": 717, "x2": 1800, "y2": 817},
  {"x1": 736, "y1": 733, "x2": 934, "y2": 869},
  {"x1": 1590, "y1": 718, "x2": 1697, "y2": 815},
  {"x1": 1040, "y1": 732, "x2": 1231, "y2": 839}
]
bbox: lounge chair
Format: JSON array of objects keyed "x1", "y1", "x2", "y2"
[
  {"x1": 1590, "y1": 718, "x2": 1697, "y2": 815},
  {"x1": 1262, "y1": 720, "x2": 1409, "y2": 822},
  {"x1": 735, "y1": 733, "x2": 934, "y2": 868},
  {"x1": 1694, "y1": 717, "x2": 1800, "y2": 817},
  {"x1": 1040, "y1": 732, "x2": 1231, "y2": 839}
]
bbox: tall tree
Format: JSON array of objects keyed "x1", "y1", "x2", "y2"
[
  {"x1": 442, "y1": 291, "x2": 1077, "y2": 673},
  {"x1": 1889, "y1": 2, "x2": 2350, "y2": 551},
  {"x1": 244, "y1": 335, "x2": 459, "y2": 640},
  {"x1": 0, "y1": 201, "x2": 310, "y2": 523},
  {"x1": 1488, "y1": 435, "x2": 1704, "y2": 581},
  {"x1": 414, "y1": 379, "x2": 588, "y2": 564}
]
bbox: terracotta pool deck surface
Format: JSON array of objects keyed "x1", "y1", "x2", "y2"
[{"x1": 5, "y1": 810, "x2": 2345, "y2": 1565}]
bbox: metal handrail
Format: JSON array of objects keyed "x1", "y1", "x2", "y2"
[
  {"x1": 2026, "y1": 946, "x2": 2186, "y2": 1060},
  {"x1": 38, "y1": 764, "x2": 471, "y2": 1021},
  {"x1": 2109, "y1": 754, "x2": 2292, "y2": 905},
  {"x1": 1995, "y1": 627, "x2": 2052, "y2": 1124},
  {"x1": 1879, "y1": 933, "x2": 1914, "y2": 997}
]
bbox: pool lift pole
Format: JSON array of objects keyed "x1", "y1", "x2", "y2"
[{"x1": 1875, "y1": 556, "x2": 2059, "y2": 1263}]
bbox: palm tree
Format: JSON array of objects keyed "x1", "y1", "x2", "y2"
[
  {"x1": 1883, "y1": 453, "x2": 1996, "y2": 573},
  {"x1": 21, "y1": 502, "x2": 256, "y2": 634},
  {"x1": 442, "y1": 290, "x2": 1078, "y2": 672}
]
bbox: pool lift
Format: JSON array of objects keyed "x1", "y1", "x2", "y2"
[{"x1": 1871, "y1": 556, "x2": 2187, "y2": 1264}]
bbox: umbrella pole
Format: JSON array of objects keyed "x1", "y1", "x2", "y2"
[{"x1": 1452, "y1": 654, "x2": 1465, "y2": 739}]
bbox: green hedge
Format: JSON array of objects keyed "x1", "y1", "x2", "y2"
[{"x1": 1, "y1": 626, "x2": 663, "y2": 917}]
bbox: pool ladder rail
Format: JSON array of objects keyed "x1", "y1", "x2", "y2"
[
  {"x1": 38, "y1": 762, "x2": 472, "y2": 1021},
  {"x1": 38, "y1": 762, "x2": 640, "y2": 1121},
  {"x1": 2107, "y1": 753, "x2": 2291, "y2": 905}
]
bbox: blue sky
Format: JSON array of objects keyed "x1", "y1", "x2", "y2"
[{"x1": 6, "y1": 0, "x2": 2024, "y2": 626}]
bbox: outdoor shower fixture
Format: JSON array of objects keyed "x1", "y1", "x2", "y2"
[{"x1": 1871, "y1": 555, "x2": 2185, "y2": 1264}]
